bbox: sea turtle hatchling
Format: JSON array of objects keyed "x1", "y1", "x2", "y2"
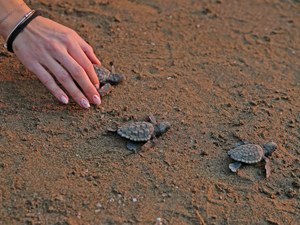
[
  {"x1": 228, "y1": 141, "x2": 278, "y2": 178},
  {"x1": 107, "y1": 113, "x2": 171, "y2": 151},
  {"x1": 93, "y1": 62, "x2": 126, "y2": 96}
]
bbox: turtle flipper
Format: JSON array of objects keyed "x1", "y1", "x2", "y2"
[
  {"x1": 263, "y1": 156, "x2": 271, "y2": 178},
  {"x1": 149, "y1": 112, "x2": 157, "y2": 124},
  {"x1": 99, "y1": 83, "x2": 113, "y2": 96},
  {"x1": 229, "y1": 162, "x2": 242, "y2": 172},
  {"x1": 107, "y1": 128, "x2": 117, "y2": 132},
  {"x1": 127, "y1": 141, "x2": 137, "y2": 151},
  {"x1": 110, "y1": 61, "x2": 115, "y2": 74},
  {"x1": 141, "y1": 135, "x2": 157, "y2": 151}
]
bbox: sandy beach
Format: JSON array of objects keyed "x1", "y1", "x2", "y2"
[{"x1": 1, "y1": 0, "x2": 300, "y2": 224}]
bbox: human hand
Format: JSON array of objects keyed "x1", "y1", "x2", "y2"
[{"x1": 12, "y1": 16, "x2": 102, "y2": 108}]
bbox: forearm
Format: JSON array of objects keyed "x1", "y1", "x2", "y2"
[{"x1": 0, "y1": 0, "x2": 31, "y2": 39}]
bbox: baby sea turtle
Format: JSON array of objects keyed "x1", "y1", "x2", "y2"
[
  {"x1": 107, "y1": 112, "x2": 171, "y2": 151},
  {"x1": 93, "y1": 62, "x2": 126, "y2": 96},
  {"x1": 228, "y1": 141, "x2": 277, "y2": 178}
]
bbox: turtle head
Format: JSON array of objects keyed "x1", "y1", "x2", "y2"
[
  {"x1": 108, "y1": 61, "x2": 126, "y2": 84},
  {"x1": 108, "y1": 73, "x2": 126, "y2": 84},
  {"x1": 154, "y1": 121, "x2": 171, "y2": 136},
  {"x1": 262, "y1": 141, "x2": 278, "y2": 156}
]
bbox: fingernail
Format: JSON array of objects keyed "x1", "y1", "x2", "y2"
[
  {"x1": 93, "y1": 94, "x2": 101, "y2": 105},
  {"x1": 60, "y1": 95, "x2": 68, "y2": 104},
  {"x1": 95, "y1": 84, "x2": 99, "y2": 90},
  {"x1": 81, "y1": 98, "x2": 90, "y2": 108}
]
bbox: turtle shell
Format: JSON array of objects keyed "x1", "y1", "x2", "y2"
[
  {"x1": 117, "y1": 122, "x2": 154, "y2": 142},
  {"x1": 228, "y1": 144, "x2": 264, "y2": 164},
  {"x1": 93, "y1": 64, "x2": 110, "y2": 84}
]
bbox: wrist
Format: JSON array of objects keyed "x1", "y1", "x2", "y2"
[{"x1": 0, "y1": 3, "x2": 31, "y2": 40}]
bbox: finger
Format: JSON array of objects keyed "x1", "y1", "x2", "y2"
[
  {"x1": 43, "y1": 58, "x2": 93, "y2": 108},
  {"x1": 52, "y1": 48, "x2": 101, "y2": 106},
  {"x1": 67, "y1": 42, "x2": 100, "y2": 91},
  {"x1": 32, "y1": 63, "x2": 69, "y2": 105},
  {"x1": 53, "y1": 29, "x2": 101, "y2": 90},
  {"x1": 75, "y1": 34, "x2": 101, "y2": 65}
]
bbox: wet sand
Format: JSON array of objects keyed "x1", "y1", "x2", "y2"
[{"x1": 1, "y1": 0, "x2": 300, "y2": 224}]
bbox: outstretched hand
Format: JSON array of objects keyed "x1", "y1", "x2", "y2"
[{"x1": 13, "y1": 16, "x2": 102, "y2": 108}]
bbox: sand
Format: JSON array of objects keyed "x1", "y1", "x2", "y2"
[{"x1": 1, "y1": 0, "x2": 300, "y2": 224}]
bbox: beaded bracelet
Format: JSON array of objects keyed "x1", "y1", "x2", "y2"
[{"x1": 5, "y1": 10, "x2": 41, "y2": 53}]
